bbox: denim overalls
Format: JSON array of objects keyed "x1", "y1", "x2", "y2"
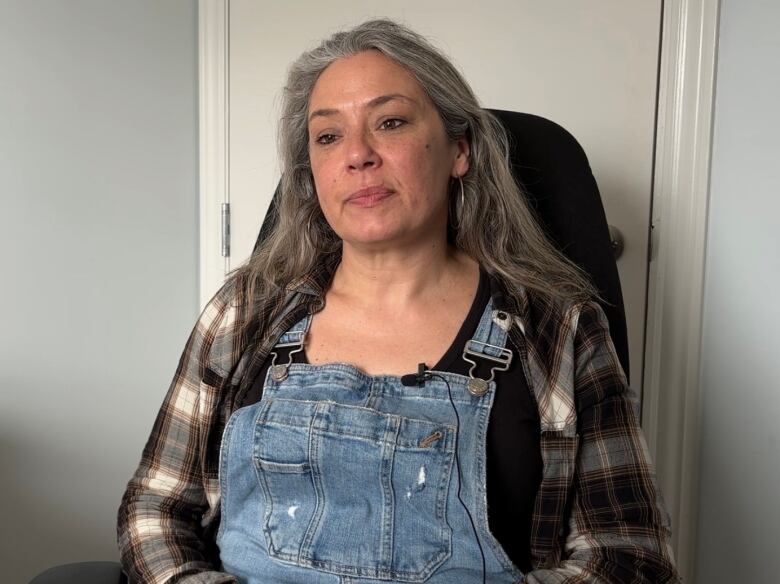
[{"x1": 217, "y1": 299, "x2": 523, "y2": 583}]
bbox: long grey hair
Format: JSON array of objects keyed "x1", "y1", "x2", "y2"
[{"x1": 231, "y1": 18, "x2": 596, "y2": 316}]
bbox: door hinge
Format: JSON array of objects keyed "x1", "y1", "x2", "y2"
[
  {"x1": 648, "y1": 221, "x2": 657, "y2": 264},
  {"x1": 221, "y1": 202, "x2": 230, "y2": 257}
]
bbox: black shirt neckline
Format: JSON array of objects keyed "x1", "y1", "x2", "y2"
[
  {"x1": 429, "y1": 266, "x2": 490, "y2": 372},
  {"x1": 298, "y1": 266, "x2": 490, "y2": 375},
  {"x1": 292, "y1": 266, "x2": 490, "y2": 373}
]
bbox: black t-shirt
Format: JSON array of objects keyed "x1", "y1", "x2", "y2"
[{"x1": 241, "y1": 268, "x2": 543, "y2": 572}]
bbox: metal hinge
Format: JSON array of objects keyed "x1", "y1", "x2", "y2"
[
  {"x1": 648, "y1": 221, "x2": 657, "y2": 263},
  {"x1": 221, "y1": 202, "x2": 230, "y2": 257}
]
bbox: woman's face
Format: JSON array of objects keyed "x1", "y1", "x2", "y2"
[{"x1": 307, "y1": 50, "x2": 469, "y2": 251}]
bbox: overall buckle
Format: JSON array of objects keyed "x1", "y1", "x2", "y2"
[{"x1": 461, "y1": 340, "x2": 513, "y2": 396}]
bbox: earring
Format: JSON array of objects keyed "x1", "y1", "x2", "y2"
[{"x1": 457, "y1": 175, "x2": 465, "y2": 224}]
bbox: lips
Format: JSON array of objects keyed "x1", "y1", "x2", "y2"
[{"x1": 346, "y1": 186, "x2": 394, "y2": 207}]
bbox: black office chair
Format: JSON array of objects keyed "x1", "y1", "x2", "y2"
[
  {"x1": 29, "y1": 109, "x2": 628, "y2": 584},
  {"x1": 498, "y1": 109, "x2": 629, "y2": 378},
  {"x1": 29, "y1": 562, "x2": 126, "y2": 584}
]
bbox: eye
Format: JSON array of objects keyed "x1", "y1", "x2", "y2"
[
  {"x1": 314, "y1": 133, "x2": 338, "y2": 145},
  {"x1": 379, "y1": 118, "x2": 405, "y2": 131}
]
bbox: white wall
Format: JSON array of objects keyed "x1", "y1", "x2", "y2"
[
  {"x1": 0, "y1": 1, "x2": 199, "y2": 582},
  {"x1": 695, "y1": 1, "x2": 780, "y2": 582}
]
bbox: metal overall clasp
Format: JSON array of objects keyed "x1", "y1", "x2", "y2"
[
  {"x1": 269, "y1": 330, "x2": 306, "y2": 382},
  {"x1": 461, "y1": 339, "x2": 513, "y2": 396}
]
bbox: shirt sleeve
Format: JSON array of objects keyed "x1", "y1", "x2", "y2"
[
  {"x1": 525, "y1": 300, "x2": 681, "y2": 583},
  {"x1": 117, "y1": 284, "x2": 239, "y2": 584}
]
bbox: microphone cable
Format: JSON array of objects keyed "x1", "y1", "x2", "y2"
[{"x1": 407, "y1": 365, "x2": 487, "y2": 584}]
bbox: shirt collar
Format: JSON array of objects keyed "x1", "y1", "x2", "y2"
[{"x1": 284, "y1": 256, "x2": 338, "y2": 297}]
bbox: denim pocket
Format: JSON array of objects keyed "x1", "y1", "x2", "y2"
[
  {"x1": 254, "y1": 456, "x2": 315, "y2": 559},
  {"x1": 253, "y1": 398, "x2": 455, "y2": 582},
  {"x1": 252, "y1": 403, "x2": 315, "y2": 562}
]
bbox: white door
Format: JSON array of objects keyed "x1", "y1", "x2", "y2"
[{"x1": 206, "y1": 0, "x2": 662, "y2": 400}]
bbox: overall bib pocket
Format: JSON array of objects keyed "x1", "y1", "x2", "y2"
[{"x1": 253, "y1": 397, "x2": 456, "y2": 582}]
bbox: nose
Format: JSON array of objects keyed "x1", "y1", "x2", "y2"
[{"x1": 345, "y1": 130, "x2": 380, "y2": 171}]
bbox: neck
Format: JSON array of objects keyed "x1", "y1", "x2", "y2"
[{"x1": 330, "y1": 241, "x2": 478, "y2": 310}]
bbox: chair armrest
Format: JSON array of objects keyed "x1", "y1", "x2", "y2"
[{"x1": 29, "y1": 561, "x2": 126, "y2": 584}]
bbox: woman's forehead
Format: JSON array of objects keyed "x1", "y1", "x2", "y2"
[{"x1": 308, "y1": 51, "x2": 430, "y2": 116}]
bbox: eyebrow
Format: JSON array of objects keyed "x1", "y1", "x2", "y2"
[{"x1": 308, "y1": 93, "x2": 417, "y2": 122}]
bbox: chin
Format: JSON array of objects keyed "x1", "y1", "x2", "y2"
[
  {"x1": 338, "y1": 224, "x2": 402, "y2": 246},
  {"x1": 345, "y1": 236, "x2": 398, "y2": 248}
]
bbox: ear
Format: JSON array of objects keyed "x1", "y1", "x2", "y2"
[{"x1": 451, "y1": 136, "x2": 471, "y2": 177}]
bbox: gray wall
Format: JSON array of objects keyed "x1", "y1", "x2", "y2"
[
  {"x1": 0, "y1": 1, "x2": 199, "y2": 582},
  {"x1": 695, "y1": 0, "x2": 780, "y2": 582}
]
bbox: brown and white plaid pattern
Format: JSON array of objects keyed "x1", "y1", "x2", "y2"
[{"x1": 117, "y1": 267, "x2": 680, "y2": 583}]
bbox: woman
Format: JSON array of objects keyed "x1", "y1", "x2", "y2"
[{"x1": 118, "y1": 19, "x2": 679, "y2": 584}]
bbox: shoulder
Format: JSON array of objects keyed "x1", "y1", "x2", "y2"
[
  {"x1": 493, "y1": 274, "x2": 622, "y2": 431},
  {"x1": 191, "y1": 273, "x2": 261, "y2": 377},
  {"x1": 201, "y1": 272, "x2": 313, "y2": 380},
  {"x1": 490, "y1": 273, "x2": 581, "y2": 348},
  {"x1": 519, "y1": 285, "x2": 618, "y2": 377}
]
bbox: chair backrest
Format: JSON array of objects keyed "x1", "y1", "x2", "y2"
[
  {"x1": 489, "y1": 109, "x2": 629, "y2": 381},
  {"x1": 254, "y1": 109, "x2": 630, "y2": 382}
]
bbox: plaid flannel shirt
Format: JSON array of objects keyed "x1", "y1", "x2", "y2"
[{"x1": 118, "y1": 265, "x2": 680, "y2": 583}]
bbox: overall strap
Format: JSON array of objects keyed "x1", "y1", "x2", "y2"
[
  {"x1": 268, "y1": 313, "x2": 312, "y2": 382},
  {"x1": 274, "y1": 312, "x2": 311, "y2": 345},
  {"x1": 462, "y1": 299, "x2": 514, "y2": 396}
]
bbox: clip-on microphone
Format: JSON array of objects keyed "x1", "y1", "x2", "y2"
[{"x1": 400, "y1": 363, "x2": 429, "y2": 387}]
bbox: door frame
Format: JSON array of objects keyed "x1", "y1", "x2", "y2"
[
  {"x1": 198, "y1": 0, "x2": 230, "y2": 306},
  {"x1": 641, "y1": 1, "x2": 720, "y2": 582},
  {"x1": 197, "y1": 1, "x2": 720, "y2": 580}
]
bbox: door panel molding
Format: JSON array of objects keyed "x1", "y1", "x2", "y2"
[
  {"x1": 642, "y1": 1, "x2": 720, "y2": 582},
  {"x1": 198, "y1": 0, "x2": 230, "y2": 307}
]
